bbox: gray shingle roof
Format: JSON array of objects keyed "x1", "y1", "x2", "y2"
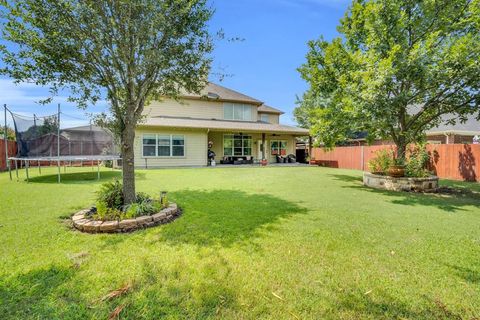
[
  {"x1": 180, "y1": 83, "x2": 263, "y2": 105},
  {"x1": 427, "y1": 114, "x2": 480, "y2": 135},
  {"x1": 258, "y1": 104, "x2": 284, "y2": 114},
  {"x1": 408, "y1": 104, "x2": 480, "y2": 134},
  {"x1": 140, "y1": 116, "x2": 309, "y2": 135}
]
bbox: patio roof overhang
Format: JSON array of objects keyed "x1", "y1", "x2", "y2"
[{"x1": 139, "y1": 116, "x2": 310, "y2": 136}]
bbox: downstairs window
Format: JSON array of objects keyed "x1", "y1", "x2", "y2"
[{"x1": 142, "y1": 134, "x2": 185, "y2": 157}]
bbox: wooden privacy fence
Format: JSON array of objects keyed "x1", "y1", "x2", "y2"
[
  {"x1": 312, "y1": 144, "x2": 480, "y2": 182},
  {"x1": 0, "y1": 139, "x2": 16, "y2": 171}
]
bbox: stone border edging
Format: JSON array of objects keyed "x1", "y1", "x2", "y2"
[
  {"x1": 363, "y1": 172, "x2": 439, "y2": 192},
  {"x1": 72, "y1": 203, "x2": 180, "y2": 233}
]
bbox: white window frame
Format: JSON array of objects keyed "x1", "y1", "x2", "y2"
[
  {"x1": 270, "y1": 140, "x2": 287, "y2": 156},
  {"x1": 223, "y1": 103, "x2": 253, "y2": 121},
  {"x1": 260, "y1": 114, "x2": 269, "y2": 123},
  {"x1": 142, "y1": 134, "x2": 185, "y2": 158},
  {"x1": 223, "y1": 134, "x2": 253, "y2": 157}
]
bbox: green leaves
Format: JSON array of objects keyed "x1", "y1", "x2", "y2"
[
  {"x1": 0, "y1": 0, "x2": 215, "y2": 201},
  {"x1": 296, "y1": 0, "x2": 480, "y2": 154},
  {"x1": 0, "y1": 0, "x2": 214, "y2": 117}
]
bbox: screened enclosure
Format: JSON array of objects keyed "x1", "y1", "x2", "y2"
[{"x1": 4, "y1": 105, "x2": 120, "y2": 182}]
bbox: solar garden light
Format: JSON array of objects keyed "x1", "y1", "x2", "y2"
[{"x1": 160, "y1": 191, "x2": 168, "y2": 207}]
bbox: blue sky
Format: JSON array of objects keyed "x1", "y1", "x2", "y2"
[{"x1": 0, "y1": 0, "x2": 350, "y2": 127}]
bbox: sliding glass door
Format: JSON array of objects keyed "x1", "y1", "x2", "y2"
[{"x1": 224, "y1": 134, "x2": 252, "y2": 157}]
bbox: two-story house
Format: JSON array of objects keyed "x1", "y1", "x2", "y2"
[{"x1": 135, "y1": 83, "x2": 309, "y2": 168}]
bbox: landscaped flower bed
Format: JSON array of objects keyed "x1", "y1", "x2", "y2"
[
  {"x1": 363, "y1": 172, "x2": 439, "y2": 192},
  {"x1": 71, "y1": 180, "x2": 181, "y2": 233},
  {"x1": 365, "y1": 144, "x2": 439, "y2": 192},
  {"x1": 72, "y1": 203, "x2": 180, "y2": 233}
]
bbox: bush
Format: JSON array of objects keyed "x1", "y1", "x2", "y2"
[
  {"x1": 94, "y1": 181, "x2": 169, "y2": 220},
  {"x1": 96, "y1": 180, "x2": 124, "y2": 210},
  {"x1": 94, "y1": 201, "x2": 123, "y2": 221},
  {"x1": 368, "y1": 149, "x2": 394, "y2": 174},
  {"x1": 135, "y1": 192, "x2": 152, "y2": 203},
  {"x1": 405, "y1": 144, "x2": 431, "y2": 178},
  {"x1": 104, "y1": 160, "x2": 113, "y2": 168},
  {"x1": 124, "y1": 196, "x2": 159, "y2": 218}
]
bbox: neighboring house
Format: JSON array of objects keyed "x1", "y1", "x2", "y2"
[
  {"x1": 425, "y1": 114, "x2": 480, "y2": 144},
  {"x1": 60, "y1": 125, "x2": 116, "y2": 155},
  {"x1": 135, "y1": 83, "x2": 309, "y2": 168},
  {"x1": 346, "y1": 114, "x2": 480, "y2": 146}
]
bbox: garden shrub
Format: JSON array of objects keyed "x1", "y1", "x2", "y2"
[
  {"x1": 94, "y1": 201, "x2": 123, "y2": 221},
  {"x1": 367, "y1": 145, "x2": 432, "y2": 177},
  {"x1": 405, "y1": 144, "x2": 431, "y2": 177},
  {"x1": 368, "y1": 149, "x2": 394, "y2": 175},
  {"x1": 93, "y1": 180, "x2": 169, "y2": 221},
  {"x1": 96, "y1": 180, "x2": 124, "y2": 210}
]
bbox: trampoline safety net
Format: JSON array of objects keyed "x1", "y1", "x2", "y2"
[{"x1": 10, "y1": 112, "x2": 119, "y2": 160}]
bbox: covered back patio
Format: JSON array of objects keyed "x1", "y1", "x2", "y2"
[{"x1": 208, "y1": 130, "x2": 309, "y2": 165}]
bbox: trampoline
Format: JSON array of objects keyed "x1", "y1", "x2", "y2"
[{"x1": 3, "y1": 104, "x2": 121, "y2": 182}]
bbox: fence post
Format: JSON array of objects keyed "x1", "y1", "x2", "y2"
[{"x1": 361, "y1": 146, "x2": 364, "y2": 171}]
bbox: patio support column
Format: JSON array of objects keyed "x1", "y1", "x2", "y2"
[{"x1": 261, "y1": 133, "x2": 266, "y2": 160}]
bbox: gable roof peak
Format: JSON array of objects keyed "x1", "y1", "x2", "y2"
[{"x1": 180, "y1": 82, "x2": 263, "y2": 105}]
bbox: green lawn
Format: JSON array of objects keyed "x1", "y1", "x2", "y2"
[{"x1": 1, "y1": 166, "x2": 479, "y2": 319}]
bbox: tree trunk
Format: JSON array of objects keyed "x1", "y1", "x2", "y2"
[
  {"x1": 121, "y1": 124, "x2": 136, "y2": 204},
  {"x1": 396, "y1": 138, "x2": 407, "y2": 163}
]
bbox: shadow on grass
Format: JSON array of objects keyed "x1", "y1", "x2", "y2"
[
  {"x1": 122, "y1": 255, "x2": 239, "y2": 319},
  {"x1": 336, "y1": 289, "x2": 464, "y2": 319},
  {"x1": 0, "y1": 259, "x2": 239, "y2": 319},
  {"x1": 26, "y1": 170, "x2": 144, "y2": 184},
  {"x1": 0, "y1": 266, "x2": 89, "y2": 319},
  {"x1": 329, "y1": 174, "x2": 363, "y2": 183},
  {"x1": 155, "y1": 189, "x2": 308, "y2": 248},
  {"x1": 328, "y1": 174, "x2": 480, "y2": 212},
  {"x1": 440, "y1": 179, "x2": 480, "y2": 193},
  {"x1": 445, "y1": 263, "x2": 480, "y2": 284},
  {"x1": 337, "y1": 290, "x2": 462, "y2": 320}
]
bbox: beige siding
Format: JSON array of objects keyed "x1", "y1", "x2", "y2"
[
  {"x1": 258, "y1": 112, "x2": 280, "y2": 124},
  {"x1": 208, "y1": 132, "x2": 296, "y2": 163},
  {"x1": 135, "y1": 128, "x2": 207, "y2": 168},
  {"x1": 143, "y1": 98, "x2": 258, "y2": 121}
]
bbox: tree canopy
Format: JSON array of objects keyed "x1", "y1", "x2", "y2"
[
  {"x1": 296, "y1": 0, "x2": 480, "y2": 158},
  {"x1": 0, "y1": 0, "x2": 214, "y2": 202},
  {"x1": 0, "y1": 126, "x2": 15, "y2": 140}
]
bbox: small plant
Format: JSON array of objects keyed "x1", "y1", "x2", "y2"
[
  {"x1": 368, "y1": 149, "x2": 394, "y2": 175},
  {"x1": 96, "y1": 180, "x2": 124, "y2": 210},
  {"x1": 135, "y1": 192, "x2": 152, "y2": 203},
  {"x1": 94, "y1": 201, "x2": 123, "y2": 221},
  {"x1": 104, "y1": 160, "x2": 113, "y2": 168},
  {"x1": 93, "y1": 181, "x2": 168, "y2": 220},
  {"x1": 405, "y1": 144, "x2": 431, "y2": 178},
  {"x1": 124, "y1": 196, "x2": 158, "y2": 218}
]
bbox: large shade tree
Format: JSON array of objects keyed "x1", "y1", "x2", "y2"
[
  {"x1": 0, "y1": 0, "x2": 213, "y2": 203},
  {"x1": 296, "y1": 0, "x2": 480, "y2": 160}
]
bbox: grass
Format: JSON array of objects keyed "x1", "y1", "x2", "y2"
[{"x1": 0, "y1": 166, "x2": 479, "y2": 319}]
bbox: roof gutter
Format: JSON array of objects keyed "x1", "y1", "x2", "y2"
[{"x1": 427, "y1": 130, "x2": 480, "y2": 136}]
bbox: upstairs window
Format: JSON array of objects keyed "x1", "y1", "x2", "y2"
[
  {"x1": 224, "y1": 103, "x2": 253, "y2": 121},
  {"x1": 260, "y1": 114, "x2": 269, "y2": 123}
]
